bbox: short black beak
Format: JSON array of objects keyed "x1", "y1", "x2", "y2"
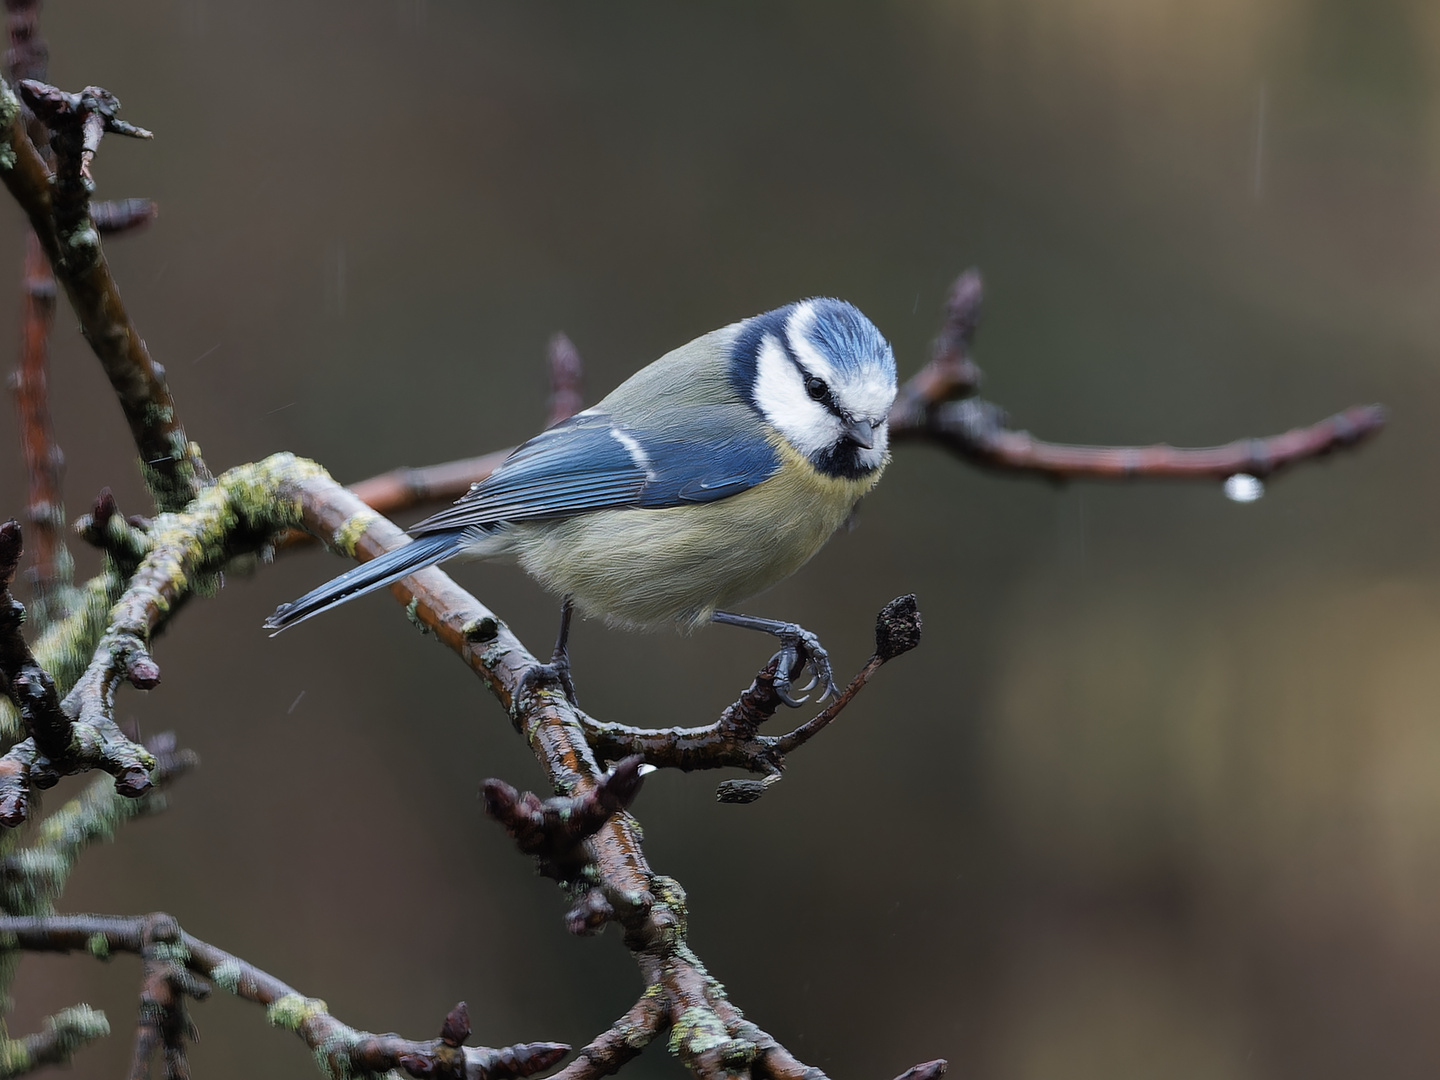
[{"x1": 843, "y1": 416, "x2": 876, "y2": 449}]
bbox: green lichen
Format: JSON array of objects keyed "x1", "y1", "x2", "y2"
[
  {"x1": 330, "y1": 509, "x2": 380, "y2": 558},
  {"x1": 63, "y1": 224, "x2": 99, "y2": 256},
  {"x1": 85, "y1": 934, "x2": 110, "y2": 960},
  {"x1": 668, "y1": 1005, "x2": 729, "y2": 1057},
  {"x1": 267, "y1": 993, "x2": 328, "y2": 1031},
  {"x1": 0, "y1": 1038, "x2": 31, "y2": 1075},
  {"x1": 0, "y1": 80, "x2": 19, "y2": 133},
  {"x1": 404, "y1": 597, "x2": 430, "y2": 635},
  {"x1": 147, "y1": 941, "x2": 189, "y2": 965},
  {"x1": 47, "y1": 1003, "x2": 110, "y2": 1046},
  {"x1": 210, "y1": 958, "x2": 242, "y2": 993}
]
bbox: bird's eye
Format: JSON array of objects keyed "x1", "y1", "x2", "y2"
[{"x1": 804, "y1": 376, "x2": 829, "y2": 401}]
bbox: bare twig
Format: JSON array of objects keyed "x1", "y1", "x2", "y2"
[
  {"x1": 91, "y1": 196, "x2": 156, "y2": 236},
  {"x1": 0, "y1": 75, "x2": 210, "y2": 512},
  {"x1": 548, "y1": 993, "x2": 666, "y2": 1079},
  {"x1": 4, "y1": 5, "x2": 73, "y2": 625},
  {"x1": 73, "y1": 487, "x2": 151, "y2": 571},
  {"x1": 0, "y1": 913, "x2": 569, "y2": 1079},
  {"x1": 546, "y1": 331, "x2": 585, "y2": 427},
  {"x1": 10, "y1": 231, "x2": 67, "y2": 610},
  {"x1": 18, "y1": 80, "x2": 151, "y2": 246},
  {"x1": 896, "y1": 397, "x2": 1387, "y2": 482},
  {"x1": 129, "y1": 913, "x2": 206, "y2": 1080},
  {"x1": 3, "y1": 0, "x2": 48, "y2": 87},
  {"x1": 888, "y1": 270, "x2": 1386, "y2": 483},
  {"x1": 344, "y1": 448, "x2": 512, "y2": 522},
  {"x1": 0, "y1": 732, "x2": 195, "y2": 916},
  {"x1": 577, "y1": 596, "x2": 922, "y2": 804},
  {"x1": 0, "y1": 520, "x2": 74, "y2": 768},
  {"x1": 0, "y1": 1004, "x2": 110, "y2": 1075},
  {"x1": 482, "y1": 755, "x2": 646, "y2": 889}
]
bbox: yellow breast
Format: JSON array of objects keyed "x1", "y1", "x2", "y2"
[{"x1": 507, "y1": 440, "x2": 886, "y2": 630}]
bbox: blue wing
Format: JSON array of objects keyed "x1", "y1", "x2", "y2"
[{"x1": 409, "y1": 409, "x2": 780, "y2": 535}]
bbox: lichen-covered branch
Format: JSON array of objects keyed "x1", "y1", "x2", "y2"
[
  {"x1": 0, "y1": 562, "x2": 125, "y2": 747},
  {"x1": 0, "y1": 1004, "x2": 110, "y2": 1077},
  {"x1": 0, "y1": 456, "x2": 324, "y2": 825},
  {"x1": 888, "y1": 270, "x2": 1385, "y2": 483},
  {"x1": 0, "y1": 914, "x2": 568, "y2": 1079},
  {"x1": 282, "y1": 474, "x2": 946, "y2": 1077},
  {"x1": 548, "y1": 991, "x2": 667, "y2": 1079},
  {"x1": 0, "y1": 75, "x2": 209, "y2": 512},
  {"x1": 0, "y1": 732, "x2": 195, "y2": 917}
]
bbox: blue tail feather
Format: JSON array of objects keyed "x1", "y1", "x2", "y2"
[{"x1": 264, "y1": 530, "x2": 463, "y2": 632}]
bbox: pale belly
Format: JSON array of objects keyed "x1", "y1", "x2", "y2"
[{"x1": 496, "y1": 453, "x2": 882, "y2": 630}]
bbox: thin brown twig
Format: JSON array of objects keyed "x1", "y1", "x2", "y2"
[
  {"x1": 895, "y1": 397, "x2": 1387, "y2": 481},
  {"x1": 547, "y1": 330, "x2": 585, "y2": 427},
  {"x1": 0, "y1": 913, "x2": 569, "y2": 1079},
  {"x1": 4, "y1": 0, "x2": 72, "y2": 619},
  {"x1": 91, "y1": 196, "x2": 157, "y2": 236},
  {"x1": 10, "y1": 231, "x2": 65, "y2": 595},
  {"x1": 888, "y1": 269, "x2": 1387, "y2": 482}
]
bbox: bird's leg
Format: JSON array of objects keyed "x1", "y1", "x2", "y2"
[
  {"x1": 711, "y1": 610, "x2": 838, "y2": 707},
  {"x1": 521, "y1": 597, "x2": 578, "y2": 705}
]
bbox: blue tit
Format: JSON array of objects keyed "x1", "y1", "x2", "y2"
[{"x1": 265, "y1": 297, "x2": 897, "y2": 704}]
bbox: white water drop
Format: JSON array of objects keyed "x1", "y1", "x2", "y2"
[{"x1": 1223, "y1": 474, "x2": 1264, "y2": 503}]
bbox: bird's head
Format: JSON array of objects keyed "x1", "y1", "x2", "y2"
[{"x1": 732, "y1": 298, "x2": 897, "y2": 479}]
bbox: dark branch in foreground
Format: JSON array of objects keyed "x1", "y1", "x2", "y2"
[
  {"x1": 888, "y1": 269, "x2": 1386, "y2": 483},
  {"x1": 0, "y1": 457, "x2": 323, "y2": 826},
  {"x1": 0, "y1": 913, "x2": 568, "y2": 1080},
  {"x1": 0, "y1": 75, "x2": 210, "y2": 511},
  {"x1": 0, "y1": 520, "x2": 77, "y2": 790}
]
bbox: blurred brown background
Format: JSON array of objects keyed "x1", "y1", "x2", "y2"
[{"x1": 2, "y1": 0, "x2": 1438, "y2": 1076}]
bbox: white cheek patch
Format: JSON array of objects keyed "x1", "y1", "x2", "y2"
[{"x1": 753, "y1": 333, "x2": 841, "y2": 458}]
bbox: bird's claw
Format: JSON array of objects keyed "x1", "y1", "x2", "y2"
[
  {"x1": 519, "y1": 658, "x2": 578, "y2": 706},
  {"x1": 771, "y1": 627, "x2": 837, "y2": 708}
]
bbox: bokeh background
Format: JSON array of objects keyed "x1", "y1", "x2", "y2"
[{"x1": 2, "y1": 1, "x2": 1438, "y2": 1076}]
